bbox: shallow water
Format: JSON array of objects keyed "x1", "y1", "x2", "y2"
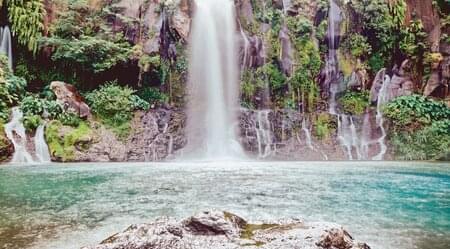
[{"x1": 0, "y1": 161, "x2": 449, "y2": 249}]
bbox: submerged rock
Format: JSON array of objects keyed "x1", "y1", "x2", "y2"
[{"x1": 82, "y1": 211, "x2": 370, "y2": 249}]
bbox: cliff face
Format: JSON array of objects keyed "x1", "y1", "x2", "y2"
[{"x1": 2, "y1": 0, "x2": 448, "y2": 163}]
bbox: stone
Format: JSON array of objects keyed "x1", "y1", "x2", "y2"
[
  {"x1": 82, "y1": 211, "x2": 370, "y2": 249},
  {"x1": 50, "y1": 81, "x2": 91, "y2": 118}
]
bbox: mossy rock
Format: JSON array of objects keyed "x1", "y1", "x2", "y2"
[
  {"x1": 0, "y1": 123, "x2": 14, "y2": 162},
  {"x1": 45, "y1": 120, "x2": 93, "y2": 162}
]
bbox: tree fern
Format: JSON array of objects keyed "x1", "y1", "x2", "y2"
[{"x1": 7, "y1": 0, "x2": 46, "y2": 54}]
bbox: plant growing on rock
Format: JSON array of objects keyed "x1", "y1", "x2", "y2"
[
  {"x1": 85, "y1": 82, "x2": 149, "y2": 138},
  {"x1": 383, "y1": 95, "x2": 450, "y2": 130},
  {"x1": 338, "y1": 90, "x2": 370, "y2": 115}
]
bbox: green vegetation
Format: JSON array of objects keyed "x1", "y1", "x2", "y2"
[
  {"x1": 7, "y1": 0, "x2": 46, "y2": 53},
  {"x1": 314, "y1": 113, "x2": 334, "y2": 140},
  {"x1": 383, "y1": 95, "x2": 450, "y2": 129},
  {"x1": 338, "y1": 91, "x2": 370, "y2": 115},
  {"x1": 22, "y1": 115, "x2": 42, "y2": 132},
  {"x1": 0, "y1": 56, "x2": 27, "y2": 122},
  {"x1": 384, "y1": 95, "x2": 450, "y2": 160},
  {"x1": 85, "y1": 83, "x2": 149, "y2": 138},
  {"x1": 391, "y1": 120, "x2": 450, "y2": 160},
  {"x1": 45, "y1": 120, "x2": 93, "y2": 162}
]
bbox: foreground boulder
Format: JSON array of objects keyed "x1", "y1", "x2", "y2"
[{"x1": 82, "y1": 211, "x2": 370, "y2": 249}]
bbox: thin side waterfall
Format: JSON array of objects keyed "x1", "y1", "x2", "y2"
[
  {"x1": 186, "y1": 0, "x2": 242, "y2": 158},
  {"x1": 254, "y1": 110, "x2": 273, "y2": 158},
  {"x1": 373, "y1": 73, "x2": 391, "y2": 160},
  {"x1": 0, "y1": 26, "x2": 13, "y2": 70},
  {"x1": 34, "y1": 124, "x2": 51, "y2": 162},
  {"x1": 326, "y1": 0, "x2": 342, "y2": 114},
  {"x1": 4, "y1": 108, "x2": 35, "y2": 163},
  {"x1": 282, "y1": 0, "x2": 292, "y2": 14}
]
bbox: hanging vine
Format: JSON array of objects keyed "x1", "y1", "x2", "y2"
[{"x1": 7, "y1": 0, "x2": 46, "y2": 54}]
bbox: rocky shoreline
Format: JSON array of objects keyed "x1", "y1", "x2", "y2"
[{"x1": 82, "y1": 211, "x2": 370, "y2": 249}]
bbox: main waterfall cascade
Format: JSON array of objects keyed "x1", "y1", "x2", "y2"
[
  {"x1": 0, "y1": 26, "x2": 13, "y2": 70},
  {"x1": 186, "y1": 0, "x2": 243, "y2": 158}
]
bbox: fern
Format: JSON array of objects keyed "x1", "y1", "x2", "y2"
[{"x1": 7, "y1": 0, "x2": 46, "y2": 54}]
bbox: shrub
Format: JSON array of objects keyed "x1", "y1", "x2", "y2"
[
  {"x1": 86, "y1": 83, "x2": 135, "y2": 126},
  {"x1": 338, "y1": 91, "x2": 370, "y2": 115},
  {"x1": 85, "y1": 82, "x2": 149, "y2": 138},
  {"x1": 286, "y1": 16, "x2": 313, "y2": 37},
  {"x1": 391, "y1": 120, "x2": 450, "y2": 160},
  {"x1": 137, "y1": 87, "x2": 169, "y2": 106},
  {"x1": 22, "y1": 115, "x2": 42, "y2": 132},
  {"x1": 20, "y1": 96, "x2": 63, "y2": 119},
  {"x1": 314, "y1": 113, "x2": 333, "y2": 140},
  {"x1": 58, "y1": 112, "x2": 82, "y2": 127},
  {"x1": 256, "y1": 63, "x2": 286, "y2": 92},
  {"x1": 383, "y1": 95, "x2": 450, "y2": 129},
  {"x1": 341, "y1": 33, "x2": 372, "y2": 59}
]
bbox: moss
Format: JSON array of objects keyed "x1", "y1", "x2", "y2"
[
  {"x1": 45, "y1": 120, "x2": 93, "y2": 162},
  {"x1": 0, "y1": 122, "x2": 12, "y2": 162},
  {"x1": 338, "y1": 90, "x2": 370, "y2": 115},
  {"x1": 338, "y1": 52, "x2": 354, "y2": 78},
  {"x1": 314, "y1": 113, "x2": 334, "y2": 140}
]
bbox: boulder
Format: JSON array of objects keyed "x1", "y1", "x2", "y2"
[
  {"x1": 0, "y1": 125, "x2": 13, "y2": 163},
  {"x1": 82, "y1": 211, "x2": 370, "y2": 249},
  {"x1": 50, "y1": 81, "x2": 91, "y2": 118}
]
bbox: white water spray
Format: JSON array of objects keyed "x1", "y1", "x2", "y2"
[
  {"x1": 4, "y1": 108, "x2": 35, "y2": 163},
  {"x1": 34, "y1": 124, "x2": 51, "y2": 162},
  {"x1": 186, "y1": 0, "x2": 242, "y2": 158},
  {"x1": 0, "y1": 26, "x2": 13, "y2": 70},
  {"x1": 372, "y1": 72, "x2": 391, "y2": 160},
  {"x1": 254, "y1": 110, "x2": 274, "y2": 158}
]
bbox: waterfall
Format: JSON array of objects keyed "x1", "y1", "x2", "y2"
[
  {"x1": 186, "y1": 0, "x2": 243, "y2": 158},
  {"x1": 325, "y1": 0, "x2": 342, "y2": 114},
  {"x1": 239, "y1": 21, "x2": 251, "y2": 70},
  {"x1": 254, "y1": 110, "x2": 273, "y2": 158},
  {"x1": 4, "y1": 108, "x2": 35, "y2": 163},
  {"x1": 282, "y1": 0, "x2": 292, "y2": 14},
  {"x1": 34, "y1": 124, "x2": 51, "y2": 162},
  {"x1": 0, "y1": 26, "x2": 13, "y2": 70},
  {"x1": 372, "y1": 73, "x2": 391, "y2": 160}
]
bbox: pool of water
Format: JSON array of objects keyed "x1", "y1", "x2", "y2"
[{"x1": 0, "y1": 161, "x2": 449, "y2": 249}]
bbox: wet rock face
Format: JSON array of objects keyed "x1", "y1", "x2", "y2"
[
  {"x1": 50, "y1": 81, "x2": 91, "y2": 118},
  {"x1": 82, "y1": 211, "x2": 370, "y2": 249},
  {"x1": 126, "y1": 108, "x2": 186, "y2": 161},
  {"x1": 239, "y1": 109, "x2": 345, "y2": 160}
]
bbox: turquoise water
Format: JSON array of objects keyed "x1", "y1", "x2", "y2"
[{"x1": 0, "y1": 161, "x2": 449, "y2": 249}]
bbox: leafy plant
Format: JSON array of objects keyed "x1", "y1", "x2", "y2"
[
  {"x1": 338, "y1": 91, "x2": 370, "y2": 115},
  {"x1": 137, "y1": 87, "x2": 169, "y2": 106},
  {"x1": 342, "y1": 33, "x2": 372, "y2": 59},
  {"x1": 383, "y1": 95, "x2": 450, "y2": 129},
  {"x1": 314, "y1": 113, "x2": 333, "y2": 140},
  {"x1": 58, "y1": 112, "x2": 82, "y2": 127},
  {"x1": 7, "y1": 0, "x2": 46, "y2": 53},
  {"x1": 22, "y1": 115, "x2": 42, "y2": 132},
  {"x1": 391, "y1": 120, "x2": 450, "y2": 160}
]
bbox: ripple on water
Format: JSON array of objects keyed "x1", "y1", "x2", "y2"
[{"x1": 0, "y1": 161, "x2": 449, "y2": 249}]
